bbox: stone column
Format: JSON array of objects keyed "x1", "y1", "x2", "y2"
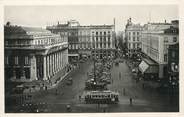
[
  {"x1": 66, "y1": 49, "x2": 68, "y2": 64},
  {"x1": 61, "y1": 51, "x2": 63, "y2": 68},
  {"x1": 55, "y1": 53, "x2": 57, "y2": 72},
  {"x1": 50, "y1": 54, "x2": 53, "y2": 76},
  {"x1": 47, "y1": 55, "x2": 50, "y2": 79},
  {"x1": 104, "y1": 37, "x2": 107, "y2": 49},
  {"x1": 57, "y1": 52, "x2": 59, "y2": 72},
  {"x1": 55, "y1": 52, "x2": 57, "y2": 72},
  {"x1": 52, "y1": 54, "x2": 54, "y2": 76},
  {"x1": 94, "y1": 37, "x2": 96, "y2": 49},
  {"x1": 20, "y1": 56, "x2": 26, "y2": 81},
  {"x1": 52, "y1": 53, "x2": 54, "y2": 75},
  {"x1": 48, "y1": 54, "x2": 52, "y2": 78},
  {"x1": 43, "y1": 56, "x2": 47, "y2": 80},
  {"x1": 54, "y1": 53, "x2": 56, "y2": 73},
  {"x1": 111, "y1": 36, "x2": 113, "y2": 48},
  {"x1": 30, "y1": 55, "x2": 37, "y2": 81},
  {"x1": 59, "y1": 52, "x2": 61, "y2": 70},
  {"x1": 59, "y1": 51, "x2": 61, "y2": 70}
]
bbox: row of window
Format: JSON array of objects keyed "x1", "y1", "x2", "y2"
[
  {"x1": 68, "y1": 44, "x2": 78, "y2": 50},
  {"x1": 150, "y1": 48, "x2": 159, "y2": 60},
  {"x1": 92, "y1": 37, "x2": 111, "y2": 42},
  {"x1": 69, "y1": 43, "x2": 112, "y2": 49},
  {"x1": 164, "y1": 37, "x2": 177, "y2": 43},
  {"x1": 34, "y1": 37, "x2": 66, "y2": 45},
  {"x1": 92, "y1": 31, "x2": 111, "y2": 35},
  {"x1": 128, "y1": 32, "x2": 140, "y2": 36},
  {"x1": 79, "y1": 37, "x2": 90, "y2": 42},
  {"x1": 128, "y1": 43, "x2": 141, "y2": 49},
  {"x1": 86, "y1": 94, "x2": 117, "y2": 98},
  {"x1": 59, "y1": 31, "x2": 112, "y2": 36},
  {"x1": 78, "y1": 31, "x2": 90, "y2": 35},
  {"x1": 79, "y1": 43, "x2": 91, "y2": 48},
  {"x1": 129, "y1": 36, "x2": 140, "y2": 41},
  {"x1": 95, "y1": 43, "x2": 111, "y2": 48},
  {"x1": 59, "y1": 32, "x2": 68, "y2": 36},
  {"x1": 79, "y1": 36, "x2": 111, "y2": 42},
  {"x1": 5, "y1": 40, "x2": 31, "y2": 46},
  {"x1": 164, "y1": 54, "x2": 168, "y2": 62},
  {"x1": 5, "y1": 56, "x2": 30, "y2": 65},
  {"x1": 5, "y1": 37, "x2": 67, "y2": 47}
]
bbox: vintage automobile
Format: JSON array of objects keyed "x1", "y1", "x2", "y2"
[
  {"x1": 115, "y1": 61, "x2": 119, "y2": 66},
  {"x1": 100, "y1": 78, "x2": 111, "y2": 84},
  {"x1": 66, "y1": 77, "x2": 73, "y2": 85},
  {"x1": 85, "y1": 80, "x2": 107, "y2": 90},
  {"x1": 84, "y1": 90, "x2": 119, "y2": 104}
]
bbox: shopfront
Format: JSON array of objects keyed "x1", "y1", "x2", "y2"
[{"x1": 138, "y1": 58, "x2": 159, "y2": 81}]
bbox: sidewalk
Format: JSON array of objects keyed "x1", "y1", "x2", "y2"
[
  {"x1": 49, "y1": 65, "x2": 79, "y2": 89},
  {"x1": 23, "y1": 64, "x2": 79, "y2": 94}
]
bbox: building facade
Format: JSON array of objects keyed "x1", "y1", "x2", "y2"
[
  {"x1": 47, "y1": 20, "x2": 115, "y2": 61},
  {"x1": 168, "y1": 43, "x2": 179, "y2": 86},
  {"x1": 125, "y1": 18, "x2": 143, "y2": 58},
  {"x1": 90, "y1": 25, "x2": 115, "y2": 59},
  {"x1": 78, "y1": 26, "x2": 91, "y2": 56},
  {"x1": 47, "y1": 20, "x2": 79, "y2": 63},
  {"x1": 4, "y1": 24, "x2": 68, "y2": 83},
  {"x1": 141, "y1": 21, "x2": 179, "y2": 79}
]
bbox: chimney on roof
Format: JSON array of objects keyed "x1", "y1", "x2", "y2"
[
  {"x1": 129, "y1": 17, "x2": 131, "y2": 22},
  {"x1": 6, "y1": 21, "x2": 11, "y2": 26},
  {"x1": 113, "y1": 18, "x2": 116, "y2": 32}
]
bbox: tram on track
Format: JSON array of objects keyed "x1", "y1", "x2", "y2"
[{"x1": 84, "y1": 90, "x2": 119, "y2": 104}]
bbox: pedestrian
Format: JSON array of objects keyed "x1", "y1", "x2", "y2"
[
  {"x1": 55, "y1": 89, "x2": 58, "y2": 95},
  {"x1": 119, "y1": 72, "x2": 121, "y2": 79},
  {"x1": 79, "y1": 95, "x2": 81, "y2": 102},
  {"x1": 136, "y1": 79, "x2": 138, "y2": 83},
  {"x1": 123, "y1": 88, "x2": 126, "y2": 96},
  {"x1": 142, "y1": 83, "x2": 145, "y2": 89},
  {"x1": 66, "y1": 104, "x2": 71, "y2": 112},
  {"x1": 45, "y1": 86, "x2": 47, "y2": 91},
  {"x1": 129, "y1": 98, "x2": 133, "y2": 106}
]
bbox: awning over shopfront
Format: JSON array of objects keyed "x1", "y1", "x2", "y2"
[
  {"x1": 139, "y1": 58, "x2": 158, "y2": 74},
  {"x1": 139, "y1": 61, "x2": 149, "y2": 73}
]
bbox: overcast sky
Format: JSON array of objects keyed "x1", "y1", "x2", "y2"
[{"x1": 4, "y1": 5, "x2": 178, "y2": 32}]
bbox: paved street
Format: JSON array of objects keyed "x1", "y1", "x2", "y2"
[
  {"x1": 5, "y1": 60, "x2": 178, "y2": 113},
  {"x1": 107, "y1": 59, "x2": 178, "y2": 112},
  {"x1": 12, "y1": 59, "x2": 178, "y2": 113}
]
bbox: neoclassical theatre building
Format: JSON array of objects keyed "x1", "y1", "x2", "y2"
[{"x1": 4, "y1": 24, "x2": 68, "y2": 83}]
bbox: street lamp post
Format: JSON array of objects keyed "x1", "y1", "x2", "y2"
[
  {"x1": 93, "y1": 57, "x2": 96, "y2": 83},
  {"x1": 93, "y1": 49, "x2": 98, "y2": 83}
]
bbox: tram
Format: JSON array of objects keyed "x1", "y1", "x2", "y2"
[{"x1": 84, "y1": 90, "x2": 119, "y2": 104}]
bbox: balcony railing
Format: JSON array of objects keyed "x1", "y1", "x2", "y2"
[{"x1": 5, "y1": 42, "x2": 68, "y2": 50}]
